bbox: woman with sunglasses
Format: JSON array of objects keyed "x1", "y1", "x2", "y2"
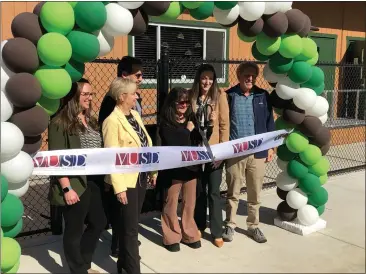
[
  {"x1": 190, "y1": 64, "x2": 230, "y2": 248},
  {"x1": 158, "y1": 87, "x2": 206, "y2": 252}
]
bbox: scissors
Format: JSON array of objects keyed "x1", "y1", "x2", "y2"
[{"x1": 196, "y1": 103, "x2": 215, "y2": 163}]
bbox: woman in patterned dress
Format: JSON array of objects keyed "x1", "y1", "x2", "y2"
[
  {"x1": 102, "y1": 78, "x2": 157, "y2": 274},
  {"x1": 48, "y1": 78, "x2": 107, "y2": 274}
]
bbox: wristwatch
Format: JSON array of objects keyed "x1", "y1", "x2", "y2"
[{"x1": 63, "y1": 186, "x2": 72, "y2": 193}]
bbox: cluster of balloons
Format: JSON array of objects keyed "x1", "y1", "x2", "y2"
[{"x1": 1, "y1": 175, "x2": 24, "y2": 273}]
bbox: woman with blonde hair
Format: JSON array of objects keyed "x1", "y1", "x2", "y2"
[
  {"x1": 190, "y1": 64, "x2": 230, "y2": 248},
  {"x1": 48, "y1": 78, "x2": 107, "y2": 274},
  {"x1": 102, "y1": 77, "x2": 157, "y2": 274}
]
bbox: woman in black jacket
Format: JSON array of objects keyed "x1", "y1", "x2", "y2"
[{"x1": 158, "y1": 87, "x2": 211, "y2": 252}]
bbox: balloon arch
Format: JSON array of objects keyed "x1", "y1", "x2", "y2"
[{"x1": 1, "y1": 2, "x2": 331, "y2": 272}]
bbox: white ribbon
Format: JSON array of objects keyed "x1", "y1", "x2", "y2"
[{"x1": 32, "y1": 129, "x2": 290, "y2": 176}]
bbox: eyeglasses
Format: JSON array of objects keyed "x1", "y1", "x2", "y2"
[
  {"x1": 80, "y1": 92, "x2": 95, "y2": 97},
  {"x1": 176, "y1": 100, "x2": 190, "y2": 106}
]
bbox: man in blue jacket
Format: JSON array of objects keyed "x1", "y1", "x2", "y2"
[{"x1": 223, "y1": 61, "x2": 275, "y2": 244}]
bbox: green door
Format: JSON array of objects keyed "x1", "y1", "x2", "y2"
[{"x1": 309, "y1": 34, "x2": 337, "y2": 117}]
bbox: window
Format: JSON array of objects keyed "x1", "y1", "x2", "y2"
[{"x1": 132, "y1": 23, "x2": 227, "y2": 84}]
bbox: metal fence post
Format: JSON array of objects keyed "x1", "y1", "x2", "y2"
[{"x1": 157, "y1": 47, "x2": 169, "y2": 123}]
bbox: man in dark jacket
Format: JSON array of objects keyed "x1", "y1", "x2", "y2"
[{"x1": 223, "y1": 61, "x2": 275, "y2": 244}]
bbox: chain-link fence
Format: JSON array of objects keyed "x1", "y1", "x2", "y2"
[{"x1": 19, "y1": 58, "x2": 365, "y2": 238}]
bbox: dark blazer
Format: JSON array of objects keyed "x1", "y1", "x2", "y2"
[{"x1": 48, "y1": 119, "x2": 87, "y2": 206}]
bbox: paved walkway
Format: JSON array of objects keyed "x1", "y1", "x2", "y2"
[{"x1": 18, "y1": 170, "x2": 365, "y2": 273}]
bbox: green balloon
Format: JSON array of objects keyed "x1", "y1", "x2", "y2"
[
  {"x1": 37, "y1": 33, "x2": 72, "y2": 67},
  {"x1": 308, "y1": 187, "x2": 328, "y2": 207},
  {"x1": 40, "y1": 2, "x2": 75, "y2": 35},
  {"x1": 275, "y1": 116, "x2": 293, "y2": 130},
  {"x1": 34, "y1": 65, "x2": 72, "y2": 100},
  {"x1": 190, "y1": 1, "x2": 214, "y2": 20},
  {"x1": 64, "y1": 59, "x2": 85, "y2": 82},
  {"x1": 299, "y1": 173, "x2": 321, "y2": 194},
  {"x1": 306, "y1": 52, "x2": 319, "y2": 66},
  {"x1": 3, "y1": 218, "x2": 23, "y2": 238},
  {"x1": 1, "y1": 228, "x2": 3, "y2": 238},
  {"x1": 160, "y1": 2, "x2": 184, "y2": 20},
  {"x1": 182, "y1": 1, "x2": 203, "y2": 9},
  {"x1": 279, "y1": 34, "x2": 303, "y2": 59},
  {"x1": 301, "y1": 37, "x2": 318, "y2": 60},
  {"x1": 300, "y1": 81, "x2": 325, "y2": 96},
  {"x1": 316, "y1": 204, "x2": 325, "y2": 216},
  {"x1": 299, "y1": 144, "x2": 322, "y2": 166},
  {"x1": 1, "y1": 194, "x2": 24, "y2": 227},
  {"x1": 286, "y1": 131, "x2": 309, "y2": 153},
  {"x1": 277, "y1": 144, "x2": 297, "y2": 161},
  {"x1": 74, "y1": 2, "x2": 107, "y2": 32},
  {"x1": 302, "y1": 66, "x2": 324, "y2": 88},
  {"x1": 1, "y1": 175, "x2": 8, "y2": 202},
  {"x1": 308, "y1": 156, "x2": 330, "y2": 176},
  {"x1": 69, "y1": 2, "x2": 77, "y2": 8},
  {"x1": 256, "y1": 33, "x2": 281, "y2": 56},
  {"x1": 214, "y1": 1, "x2": 237, "y2": 10},
  {"x1": 252, "y1": 42, "x2": 271, "y2": 61},
  {"x1": 319, "y1": 174, "x2": 328, "y2": 185},
  {"x1": 238, "y1": 28, "x2": 256, "y2": 43},
  {"x1": 67, "y1": 30, "x2": 100, "y2": 63},
  {"x1": 37, "y1": 95, "x2": 61, "y2": 116},
  {"x1": 0, "y1": 237, "x2": 21, "y2": 273},
  {"x1": 269, "y1": 53, "x2": 294, "y2": 74},
  {"x1": 287, "y1": 158, "x2": 308, "y2": 179},
  {"x1": 288, "y1": 61, "x2": 312, "y2": 84},
  {"x1": 4, "y1": 259, "x2": 20, "y2": 274}
]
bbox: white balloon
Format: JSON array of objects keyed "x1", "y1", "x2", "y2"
[
  {"x1": 263, "y1": 63, "x2": 286, "y2": 83},
  {"x1": 1, "y1": 40, "x2": 15, "y2": 91},
  {"x1": 1, "y1": 122, "x2": 24, "y2": 163},
  {"x1": 297, "y1": 204, "x2": 319, "y2": 226},
  {"x1": 8, "y1": 179, "x2": 30, "y2": 198},
  {"x1": 276, "y1": 158, "x2": 288, "y2": 171},
  {"x1": 1, "y1": 151, "x2": 34, "y2": 185},
  {"x1": 279, "y1": 2, "x2": 292, "y2": 12},
  {"x1": 276, "y1": 171, "x2": 298, "y2": 191},
  {"x1": 305, "y1": 96, "x2": 329, "y2": 117},
  {"x1": 102, "y1": 3, "x2": 134, "y2": 37},
  {"x1": 318, "y1": 113, "x2": 328, "y2": 124},
  {"x1": 213, "y1": 5, "x2": 240, "y2": 25},
  {"x1": 94, "y1": 29, "x2": 115, "y2": 57},
  {"x1": 238, "y1": 1, "x2": 266, "y2": 21},
  {"x1": 293, "y1": 88, "x2": 317, "y2": 110},
  {"x1": 1, "y1": 90, "x2": 14, "y2": 122},
  {"x1": 286, "y1": 188, "x2": 308, "y2": 210},
  {"x1": 264, "y1": 2, "x2": 282, "y2": 15},
  {"x1": 276, "y1": 77, "x2": 300, "y2": 100},
  {"x1": 118, "y1": 1, "x2": 144, "y2": 9}
]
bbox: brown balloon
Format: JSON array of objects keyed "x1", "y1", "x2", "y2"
[
  {"x1": 22, "y1": 135, "x2": 42, "y2": 155},
  {"x1": 2, "y1": 38, "x2": 39, "y2": 74},
  {"x1": 11, "y1": 12, "x2": 44, "y2": 45},
  {"x1": 283, "y1": 103, "x2": 305, "y2": 125},
  {"x1": 298, "y1": 116, "x2": 322, "y2": 137},
  {"x1": 238, "y1": 17, "x2": 264, "y2": 37},
  {"x1": 141, "y1": 1, "x2": 170, "y2": 16},
  {"x1": 285, "y1": 9, "x2": 306, "y2": 34},
  {"x1": 263, "y1": 12, "x2": 288, "y2": 38},
  {"x1": 5, "y1": 73, "x2": 42, "y2": 108},
  {"x1": 269, "y1": 82, "x2": 277, "y2": 88},
  {"x1": 129, "y1": 9, "x2": 149, "y2": 36},
  {"x1": 276, "y1": 188, "x2": 288, "y2": 200},
  {"x1": 33, "y1": 2, "x2": 45, "y2": 16},
  {"x1": 277, "y1": 201, "x2": 297, "y2": 222},
  {"x1": 298, "y1": 14, "x2": 311, "y2": 37},
  {"x1": 269, "y1": 90, "x2": 291, "y2": 109},
  {"x1": 320, "y1": 141, "x2": 331, "y2": 156},
  {"x1": 9, "y1": 105, "x2": 49, "y2": 137},
  {"x1": 311, "y1": 126, "x2": 331, "y2": 147}
]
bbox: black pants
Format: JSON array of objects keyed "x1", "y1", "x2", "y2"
[
  {"x1": 194, "y1": 163, "x2": 224, "y2": 239},
  {"x1": 62, "y1": 180, "x2": 107, "y2": 274},
  {"x1": 117, "y1": 180, "x2": 147, "y2": 274}
]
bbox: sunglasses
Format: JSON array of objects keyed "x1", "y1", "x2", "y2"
[{"x1": 175, "y1": 100, "x2": 190, "y2": 106}]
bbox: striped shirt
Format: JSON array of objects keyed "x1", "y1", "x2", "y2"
[{"x1": 79, "y1": 119, "x2": 103, "y2": 149}]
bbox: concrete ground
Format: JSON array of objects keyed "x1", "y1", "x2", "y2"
[{"x1": 18, "y1": 170, "x2": 365, "y2": 273}]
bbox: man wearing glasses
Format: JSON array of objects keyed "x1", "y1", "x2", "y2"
[
  {"x1": 98, "y1": 56, "x2": 144, "y2": 258},
  {"x1": 223, "y1": 61, "x2": 275, "y2": 244}
]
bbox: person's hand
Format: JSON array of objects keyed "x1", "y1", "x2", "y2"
[
  {"x1": 64, "y1": 190, "x2": 80, "y2": 205},
  {"x1": 116, "y1": 191, "x2": 128, "y2": 205},
  {"x1": 211, "y1": 160, "x2": 223, "y2": 169},
  {"x1": 187, "y1": 121, "x2": 195, "y2": 132},
  {"x1": 266, "y1": 148, "x2": 275, "y2": 163},
  {"x1": 209, "y1": 110, "x2": 217, "y2": 123}
]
